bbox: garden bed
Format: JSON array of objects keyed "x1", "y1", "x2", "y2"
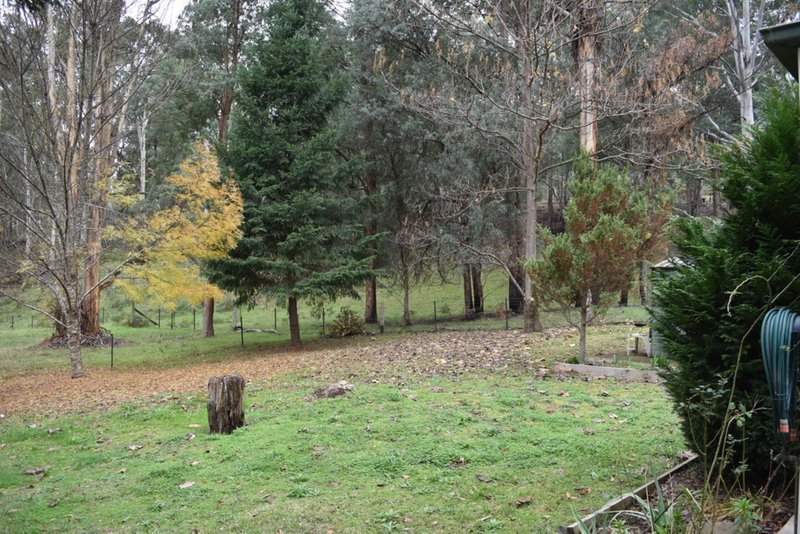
[{"x1": 559, "y1": 455, "x2": 796, "y2": 533}]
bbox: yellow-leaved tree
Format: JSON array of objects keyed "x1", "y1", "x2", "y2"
[{"x1": 116, "y1": 141, "x2": 242, "y2": 335}]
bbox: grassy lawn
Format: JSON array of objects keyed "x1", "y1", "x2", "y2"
[
  {"x1": 0, "y1": 374, "x2": 683, "y2": 533},
  {"x1": 0, "y1": 272, "x2": 676, "y2": 532}
]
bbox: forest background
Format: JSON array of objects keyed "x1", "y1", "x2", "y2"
[{"x1": 0, "y1": 0, "x2": 798, "y2": 379}]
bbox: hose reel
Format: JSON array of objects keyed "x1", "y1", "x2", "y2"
[{"x1": 761, "y1": 307, "x2": 800, "y2": 442}]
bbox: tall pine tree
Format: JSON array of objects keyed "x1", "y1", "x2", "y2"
[{"x1": 208, "y1": 0, "x2": 371, "y2": 346}]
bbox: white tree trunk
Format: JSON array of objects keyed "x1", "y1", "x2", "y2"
[
  {"x1": 725, "y1": 0, "x2": 764, "y2": 136},
  {"x1": 138, "y1": 114, "x2": 148, "y2": 195}
]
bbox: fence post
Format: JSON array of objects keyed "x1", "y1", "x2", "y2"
[
  {"x1": 505, "y1": 298, "x2": 509, "y2": 330},
  {"x1": 10, "y1": 314, "x2": 13, "y2": 329},
  {"x1": 171, "y1": 311, "x2": 175, "y2": 330},
  {"x1": 379, "y1": 302, "x2": 385, "y2": 334},
  {"x1": 433, "y1": 301, "x2": 437, "y2": 332},
  {"x1": 110, "y1": 332, "x2": 114, "y2": 369},
  {"x1": 157, "y1": 308, "x2": 161, "y2": 328},
  {"x1": 274, "y1": 307, "x2": 277, "y2": 331},
  {"x1": 31, "y1": 315, "x2": 34, "y2": 328},
  {"x1": 322, "y1": 308, "x2": 325, "y2": 335},
  {"x1": 239, "y1": 307, "x2": 244, "y2": 347},
  {"x1": 193, "y1": 308, "x2": 196, "y2": 331}
]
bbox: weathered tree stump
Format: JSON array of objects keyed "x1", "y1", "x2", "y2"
[{"x1": 207, "y1": 375, "x2": 245, "y2": 434}]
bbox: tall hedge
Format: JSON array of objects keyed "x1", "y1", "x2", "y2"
[{"x1": 653, "y1": 89, "x2": 800, "y2": 481}]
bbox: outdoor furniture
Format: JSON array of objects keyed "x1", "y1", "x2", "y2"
[{"x1": 627, "y1": 327, "x2": 650, "y2": 357}]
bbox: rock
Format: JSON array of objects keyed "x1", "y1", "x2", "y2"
[{"x1": 313, "y1": 381, "x2": 354, "y2": 399}]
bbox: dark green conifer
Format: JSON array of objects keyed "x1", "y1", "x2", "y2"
[
  {"x1": 207, "y1": 0, "x2": 371, "y2": 345},
  {"x1": 653, "y1": 89, "x2": 800, "y2": 481}
]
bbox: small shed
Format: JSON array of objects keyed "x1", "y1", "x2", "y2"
[{"x1": 649, "y1": 257, "x2": 687, "y2": 358}]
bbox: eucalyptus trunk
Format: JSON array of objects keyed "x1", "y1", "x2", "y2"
[{"x1": 288, "y1": 296, "x2": 301, "y2": 346}]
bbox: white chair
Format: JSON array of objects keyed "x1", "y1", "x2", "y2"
[{"x1": 627, "y1": 327, "x2": 650, "y2": 357}]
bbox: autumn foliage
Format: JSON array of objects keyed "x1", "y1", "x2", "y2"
[{"x1": 116, "y1": 141, "x2": 243, "y2": 311}]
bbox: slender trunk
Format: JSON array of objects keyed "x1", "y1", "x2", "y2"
[
  {"x1": 638, "y1": 261, "x2": 648, "y2": 306},
  {"x1": 364, "y1": 275, "x2": 377, "y2": 324},
  {"x1": 508, "y1": 266, "x2": 524, "y2": 313},
  {"x1": 547, "y1": 174, "x2": 555, "y2": 229},
  {"x1": 579, "y1": 304, "x2": 588, "y2": 363},
  {"x1": 82, "y1": 203, "x2": 102, "y2": 335},
  {"x1": 402, "y1": 260, "x2": 411, "y2": 326},
  {"x1": 67, "y1": 308, "x2": 85, "y2": 378},
  {"x1": 471, "y1": 263, "x2": 483, "y2": 314},
  {"x1": 577, "y1": 0, "x2": 602, "y2": 155},
  {"x1": 203, "y1": 297, "x2": 215, "y2": 337},
  {"x1": 288, "y1": 296, "x2": 301, "y2": 346},
  {"x1": 82, "y1": 77, "x2": 113, "y2": 336},
  {"x1": 364, "y1": 166, "x2": 378, "y2": 323},
  {"x1": 522, "y1": 103, "x2": 541, "y2": 333},
  {"x1": 619, "y1": 287, "x2": 629, "y2": 307},
  {"x1": 24, "y1": 152, "x2": 32, "y2": 257},
  {"x1": 463, "y1": 265, "x2": 474, "y2": 317},
  {"x1": 138, "y1": 114, "x2": 148, "y2": 195}
]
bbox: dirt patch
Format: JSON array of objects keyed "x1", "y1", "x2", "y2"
[
  {"x1": 0, "y1": 329, "x2": 549, "y2": 418},
  {"x1": 551, "y1": 362, "x2": 662, "y2": 382}
]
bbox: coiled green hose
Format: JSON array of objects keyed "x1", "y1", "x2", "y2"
[{"x1": 761, "y1": 307, "x2": 800, "y2": 442}]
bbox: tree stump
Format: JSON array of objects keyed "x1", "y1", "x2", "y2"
[{"x1": 207, "y1": 375, "x2": 245, "y2": 434}]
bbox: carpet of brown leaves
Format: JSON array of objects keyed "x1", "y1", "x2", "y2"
[{"x1": 0, "y1": 329, "x2": 557, "y2": 418}]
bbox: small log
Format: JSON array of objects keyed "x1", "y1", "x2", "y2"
[{"x1": 207, "y1": 375, "x2": 245, "y2": 434}]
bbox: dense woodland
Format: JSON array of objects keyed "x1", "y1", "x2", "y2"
[{"x1": 0, "y1": 0, "x2": 798, "y2": 378}]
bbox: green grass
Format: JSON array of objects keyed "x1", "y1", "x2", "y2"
[
  {"x1": 0, "y1": 374, "x2": 684, "y2": 533},
  {"x1": 0, "y1": 269, "x2": 649, "y2": 377}
]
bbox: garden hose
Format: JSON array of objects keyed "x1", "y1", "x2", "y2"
[{"x1": 761, "y1": 307, "x2": 800, "y2": 442}]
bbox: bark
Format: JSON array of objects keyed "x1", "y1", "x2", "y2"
[
  {"x1": 364, "y1": 166, "x2": 378, "y2": 323},
  {"x1": 67, "y1": 310, "x2": 85, "y2": 378},
  {"x1": 288, "y1": 296, "x2": 301, "y2": 346},
  {"x1": 578, "y1": 305, "x2": 588, "y2": 363},
  {"x1": 638, "y1": 261, "x2": 648, "y2": 306},
  {"x1": 138, "y1": 114, "x2": 148, "y2": 195},
  {"x1": 619, "y1": 287, "x2": 629, "y2": 307},
  {"x1": 364, "y1": 275, "x2": 377, "y2": 323},
  {"x1": 231, "y1": 305, "x2": 239, "y2": 331},
  {"x1": 401, "y1": 256, "x2": 411, "y2": 326},
  {"x1": 521, "y1": 77, "x2": 542, "y2": 333},
  {"x1": 725, "y1": 0, "x2": 760, "y2": 136},
  {"x1": 508, "y1": 265, "x2": 525, "y2": 313},
  {"x1": 576, "y1": 0, "x2": 602, "y2": 155},
  {"x1": 471, "y1": 263, "x2": 483, "y2": 315},
  {"x1": 207, "y1": 375, "x2": 245, "y2": 434},
  {"x1": 203, "y1": 297, "x2": 215, "y2": 337},
  {"x1": 463, "y1": 265, "x2": 474, "y2": 316},
  {"x1": 217, "y1": 0, "x2": 245, "y2": 144}
]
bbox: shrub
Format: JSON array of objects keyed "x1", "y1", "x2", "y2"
[
  {"x1": 329, "y1": 306, "x2": 364, "y2": 337},
  {"x1": 652, "y1": 88, "x2": 800, "y2": 482}
]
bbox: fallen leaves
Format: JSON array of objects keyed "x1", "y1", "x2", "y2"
[
  {"x1": 128, "y1": 444, "x2": 143, "y2": 451},
  {"x1": 21, "y1": 465, "x2": 50, "y2": 475},
  {"x1": 0, "y1": 330, "x2": 542, "y2": 418},
  {"x1": 184, "y1": 433, "x2": 195, "y2": 441},
  {"x1": 514, "y1": 495, "x2": 533, "y2": 507}
]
